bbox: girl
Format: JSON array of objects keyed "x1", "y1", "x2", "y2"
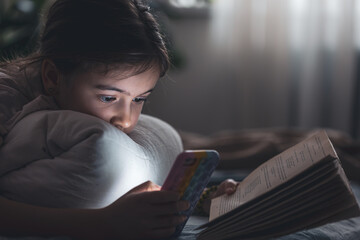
[{"x1": 0, "y1": 0, "x2": 238, "y2": 239}]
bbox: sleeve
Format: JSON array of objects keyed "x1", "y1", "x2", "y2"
[{"x1": 0, "y1": 64, "x2": 44, "y2": 146}]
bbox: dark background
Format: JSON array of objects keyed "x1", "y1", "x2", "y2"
[{"x1": 1, "y1": 0, "x2": 360, "y2": 139}]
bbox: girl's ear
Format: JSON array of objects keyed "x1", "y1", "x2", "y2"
[{"x1": 41, "y1": 59, "x2": 61, "y2": 95}]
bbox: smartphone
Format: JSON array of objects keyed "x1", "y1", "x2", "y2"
[{"x1": 161, "y1": 150, "x2": 220, "y2": 238}]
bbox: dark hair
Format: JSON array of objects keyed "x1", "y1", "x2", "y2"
[{"x1": 8, "y1": 0, "x2": 169, "y2": 78}]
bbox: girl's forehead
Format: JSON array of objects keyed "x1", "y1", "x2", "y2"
[
  {"x1": 70, "y1": 66, "x2": 160, "y2": 91},
  {"x1": 88, "y1": 64, "x2": 160, "y2": 79},
  {"x1": 72, "y1": 65, "x2": 159, "y2": 81}
]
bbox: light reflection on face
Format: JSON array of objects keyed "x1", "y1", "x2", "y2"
[{"x1": 55, "y1": 68, "x2": 159, "y2": 134}]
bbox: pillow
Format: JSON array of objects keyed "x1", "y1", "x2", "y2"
[{"x1": 0, "y1": 111, "x2": 183, "y2": 208}]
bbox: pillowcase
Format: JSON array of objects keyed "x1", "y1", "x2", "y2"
[{"x1": 0, "y1": 111, "x2": 183, "y2": 208}]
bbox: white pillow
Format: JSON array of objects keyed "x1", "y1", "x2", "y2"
[{"x1": 0, "y1": 111, "x2": 183, "y2": 208}]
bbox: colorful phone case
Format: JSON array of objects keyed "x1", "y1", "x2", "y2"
[{"x1": 161, "y1": 150, "x2": 220, "y2": 238}]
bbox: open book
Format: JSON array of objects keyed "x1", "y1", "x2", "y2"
[{"x1": 197, "y1": 130, "x2": 360, "y2": 240}]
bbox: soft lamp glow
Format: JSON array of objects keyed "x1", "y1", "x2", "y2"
[{"x1": 97, "y1": 138, "x2": 155, "y2": 206}]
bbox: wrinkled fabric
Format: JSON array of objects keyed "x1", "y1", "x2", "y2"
[
  {"x1": 0, "y1": 99, "x2": 183, "y2": 208},
  {"x1": 0, "y1": 62, "x2": 44, "y2": 146}
]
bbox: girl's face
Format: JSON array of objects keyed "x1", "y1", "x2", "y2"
[{"x1": 55, "y1": 68, "x2": 159, "y2": 134}]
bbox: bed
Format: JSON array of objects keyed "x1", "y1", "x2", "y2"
[{"x1": 1, "y1": 108, "x2": 360, "y2": 239}]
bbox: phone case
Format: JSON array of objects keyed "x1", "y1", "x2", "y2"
[{"x1": 161, "y1": 150, "x2": 220, "y2": 238}]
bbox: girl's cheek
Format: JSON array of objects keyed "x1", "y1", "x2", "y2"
[
  {"x1": 125, "y1": 109, "x2": 142, "y2": 133},
  {"x1": 88, "y1": 107, "x2": 113, "y2": 123}
]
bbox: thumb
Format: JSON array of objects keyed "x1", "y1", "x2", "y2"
[{"x1": 125, "y1": 181, "x2": 161, "y2": 195}]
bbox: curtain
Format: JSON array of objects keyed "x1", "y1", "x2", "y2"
[{"x1": 209, "y1": 0, "x2": 360, "y2": 137}]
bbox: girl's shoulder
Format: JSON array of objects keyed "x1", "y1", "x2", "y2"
[
  {"x1": 0, "y1": 59, "x2": 44, "y2": 144},
  {"x1": 0, "y1": 58, "x2": 43, "y2": 97}
]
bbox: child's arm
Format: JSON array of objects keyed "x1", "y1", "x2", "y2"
[
  {"x1": 0, "y1": 195, "x2": 97, "y2": 239},
  {"x1": 0, "y1": 181, "x2": 189, "y2": 240}
]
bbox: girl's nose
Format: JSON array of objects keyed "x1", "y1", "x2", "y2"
[
  {"x1": 112, "y1": 118, "x2": 131, "y2": 131},
  {"x1": 110, "y1": 104, "x2": 132, "y2": 131}
]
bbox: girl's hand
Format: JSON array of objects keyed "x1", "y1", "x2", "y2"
[
  {"x1": 90, "y1": 181, "x2": 190, "y2": 240},
  {"x1": 202, "y1": 179, "x2": 239, "y2": 215}
]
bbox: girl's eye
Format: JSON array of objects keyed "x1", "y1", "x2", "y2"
[
  {"x1": 133, "y1": 97, "x2": 147, "y2": 104},
  {"x1": 99, "y1": 96, "x2": 117, "y2": 103}
]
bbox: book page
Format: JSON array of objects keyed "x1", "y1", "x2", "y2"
[{"x1": 210, "y1": 130, "x2": 337, "y2": 221}]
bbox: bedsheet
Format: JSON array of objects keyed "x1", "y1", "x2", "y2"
[{"x1": 1, "y1": 182, "x2": 359, "y2": 240}]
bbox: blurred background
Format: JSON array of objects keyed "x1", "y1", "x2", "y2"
[{"x1": 1, "y1": 0, "x2": 360, "y2": 138}]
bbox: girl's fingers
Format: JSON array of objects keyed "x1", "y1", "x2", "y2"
[
  {"x1": 224, "y1": 179, "x2": 238, "y2": 194},
  {"x1": 214, "y1": 179, "x2": 239, "y2": 197},
  {"x1": 225, "y1": 186, "x2": 237, "y2": 195},
  {"x1": 227, "y1": 183, "x2": 239, "y2": 195},
  {"x1": 125, "y1": 181, "x2": 161, "y2": 195},
  {"x1": 224, "y1": 179, "x2": 238, "y2": 187}
]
